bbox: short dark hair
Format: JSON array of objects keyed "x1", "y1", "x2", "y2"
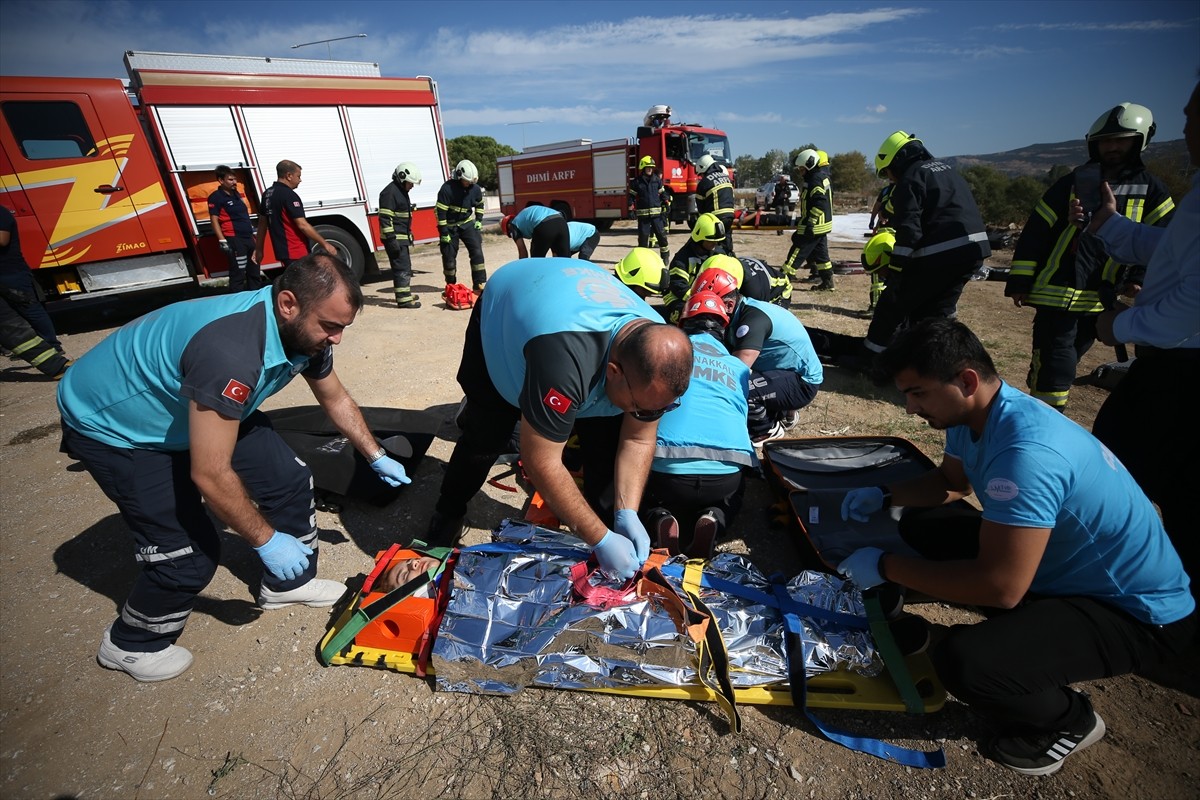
[
  {"x1": 215, "y1": 165, "x2": 235, "y2": 180},
  {"x1": 621, "y1": 323, "x2": 692, "y2": 397},
  {"x1": 273, "y1": 253, "x2": 363, "y2": 312},
  {"x1": 276, "y1": 159, "x2": 301, "y2": 178},
  {"x1": 875, "y1": 318, "x2": 997, "y2": 384}
]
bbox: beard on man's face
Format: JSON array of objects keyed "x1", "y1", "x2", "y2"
[{"x1": 279, "y1": 314, "x2": 327, "y2": 359}]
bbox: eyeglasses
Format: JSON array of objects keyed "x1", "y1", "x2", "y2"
[{"x1": 616, "y1": 362, "x2": 681, "y2": 422}]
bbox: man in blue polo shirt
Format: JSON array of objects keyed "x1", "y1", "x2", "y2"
[
  {"x1": 838, "y1": 318, "x2": 1195, "y2": 776},
  {"x1": 207, "y1": 165, "x2": 261, "y2": 292},
  {"x1": 501, "y1": 205, "x2": 570, "y2": 259},
  {"x1": 427, "y1": 258, "x2": 693, "y2": 580},
  {"x1": 57, "y1": 254, "x2": 410, "y2": 683}
]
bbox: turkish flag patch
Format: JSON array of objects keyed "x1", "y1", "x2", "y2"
[
  {"x1": 543, "y1": 388, "x2": 572, "y2": 414},
  {"x1": 222, "y1": 379, "x2": 251, "y2": 404}
]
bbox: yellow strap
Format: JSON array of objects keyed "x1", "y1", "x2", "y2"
[{"x1": 683, "y1": 559, "x2": 705, "y2": 598}]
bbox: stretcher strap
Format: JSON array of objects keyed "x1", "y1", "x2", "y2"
[
  {"x1": 682, "y1": 582, "x2": 742, "y2": 733},
  {"x1": 771, "y1": 580, "x2": 945, "y2": 769},
  {"x1": 318, "y1": 545, "x2": 454, "y2": 667},
  {"x1": 864, "y1": 593, "x2": 925, "y2": 715}
]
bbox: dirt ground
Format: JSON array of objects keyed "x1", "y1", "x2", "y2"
[{"x1": 1, "y1": 220, "x2": 1197, "y2": 800}]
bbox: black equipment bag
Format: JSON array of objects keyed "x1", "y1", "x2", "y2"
[{"x1": 265, "y1": 406, "x2": 439, "y2": 506}]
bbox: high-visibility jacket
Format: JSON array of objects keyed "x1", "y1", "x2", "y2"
[
  {"x1": 1006, "y1": 164, "x2": 1175, "y2": 312},
  {"x1": 887, "y1": 148, "x2": 989, "y2": 274},
  {"x1": 664, "y1": 239, "x2": 726, "y2": 319},
  {"x1": 436, "y1": 180, "x2": 484, "y2": 230},
  {"x1": 628, "y1": 172, "x2": 668, "y2": 215},
  {"x1": 796, "y1": 165, "x2": 833, "y2": 236},
  {"x1": 379, "y1": 180, "x2": 414, "y2": 245},
  {"x1": 697, "y1": 165, "x2": 735, "y2": 216}
]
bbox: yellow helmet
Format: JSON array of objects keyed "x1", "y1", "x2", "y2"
[
  {"x1": 690, "y1": 212, "x2": 727, "y2": 243},
  {"x1": 817, "y1": 149, "x2": 830, "y2": 167},
  {"x1": 614, "y1": 247, "x2": 668, "y2": 294},
  {"x1": 875, "y1": 131, "x2": 921, "y2": 178},
  {"x1": 862, "y1": 227, "x2": 896, "y2": 272},
  {"x1": 639, "y1": 156, "x2": 656, "y2": 170},
  {"x1": 697, "y1": 254, "x2": 744, "y2": 288}
]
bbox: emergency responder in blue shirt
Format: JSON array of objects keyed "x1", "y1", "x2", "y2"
[
  {"x1": 501, "y1": 205, "x2": 570, "y2": 259},
  {"x1": 427, "y1": 258, "x2": 694, "y2": 581},
  {"x1": 628, "y1": 156, "x2": 670, "y2": 263},
  {"x1": 57, "y1": 254, "x2": 410, "y2": 683},
  {"x1": 379, "y1": 161, "x2": 423, "y2": 309},
  {"x1": 568, "y1": 221, "x2": 601, "y2": 261},
  {"x1": 643, "y1": 290, "x2": 755, "y2": 559}
]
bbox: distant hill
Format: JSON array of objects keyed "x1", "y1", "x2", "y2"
[{"x1": 946, "y1": 137, "x2": 1189, "y2": 178}]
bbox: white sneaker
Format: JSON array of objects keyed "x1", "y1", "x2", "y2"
[
  {"x1": 97, "y1": 625, "x2": 193, "y2": 682},
  {"x1": 780, "y1": 410, "x2": 800, "y2": 430},
  {"x1": 258, "y1": 578, "x2": 347, "y2": 610},
  {"x1": 751, "y1": 421, "x2": 787, "y2": 447}
]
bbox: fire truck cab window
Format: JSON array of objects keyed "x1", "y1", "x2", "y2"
[
  {"x1": 2, "y1": 101, "x2": 98, "y2": 160},
  {"x1": 687, "y1": 133, "x2": 732, "y2": 166},
  {"x1": 664, "y1": 133, "x2": 685, "y2": 162}
]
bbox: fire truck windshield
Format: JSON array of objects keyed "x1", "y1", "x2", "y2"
[{"x1": 687, "y1": 132, "x2": 731, "y2": 166}]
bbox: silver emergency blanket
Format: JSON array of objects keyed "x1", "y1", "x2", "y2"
[{"x1": 431, "y1": 520, "x2": 881, "y2": 696}]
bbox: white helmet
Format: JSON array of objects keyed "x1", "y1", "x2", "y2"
[
  {"x1": 643, "y1": 103, "x2": 672, "y2": 127},
  {"x1": 1086, "y1": 102, "x2": 1156, "y2": 156},
  {"x1": 696, "y1": 154, "x2": 716, "y2": 173},
  {"x1": 453, "y1": 160, "x2": 479, "y2": 183},
  {"x1": 794, "y1": 149, "x2": 820, "y2": 171},
  {"x1": 392, "y1": 162, "x2": 422, "y2": 185}
]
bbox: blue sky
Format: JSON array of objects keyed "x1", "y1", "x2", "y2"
[{"x1": 1, "y1": 0, "x2": 1196, "y2": 164}]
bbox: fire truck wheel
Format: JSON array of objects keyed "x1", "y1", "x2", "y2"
[
  {"x1": 313, "y1": 226, "x2": 366, "y2": 281},
  {"x1": 550, "y1": 201, "x2": 573, "y2": 222}
]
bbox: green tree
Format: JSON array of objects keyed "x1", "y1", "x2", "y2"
[
  {"x1": 447, "y1": 135, "x2": 518, "y2": 192},
  {"x1": 828, "y1": 150, "x2": 873, "y2": 196},
  {"x1": 1144, "y1": 153, "x2": 1197, "y2": 203},
  {"x1": 961, "y1": 165, "x2": 1045, "y2": 226},
  {"x1": 733, "y1": 154, "x2": 761, "y2": 187}
]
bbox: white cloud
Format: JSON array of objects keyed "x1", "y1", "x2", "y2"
[{"x1": 868, "y1": 104, "x2": 887, "y2": 114}]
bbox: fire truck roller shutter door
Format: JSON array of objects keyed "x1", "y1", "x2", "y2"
[{"x1": 312, "y1": 225, "x2": 367, "y2": 282}]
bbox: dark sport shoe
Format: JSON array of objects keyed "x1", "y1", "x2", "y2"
[
  {"x1": 990, "y1": 699, "x2": 1106, "y2": 776},
  {"x1": 647, "y1": 508, "x2": 680, "y2": 554},
  {"x1": 688, "y1": 509, "x2": 720, "y2": 559},
  {"x1": 426, "y1": 512, "x2": 465, "y2": 546}
]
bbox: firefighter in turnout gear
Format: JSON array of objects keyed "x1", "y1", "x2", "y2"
[
  {"x1": 783, "y1": 148, "x2": 835, "y2": 291},
  {"x1": 864, "y1": 131, "x2": 990, "y2": 354},
  {"x1": 379, "y1": 162, "x2": 422, "y2": 309},
  {"x1": 629, "y1": 155, "x2": 671, "y2": 263},
  {"x1": 1006, "y1": 103, "x2": 1175, "y2": 411},
  {"x1": 663, "y1": 213, "x2": 727, "y2": 322},
  {"x1": 436, "y1": 160, "x2": 487, "y2": 305},
  {"x1": 695, "y1": 154, "x2": 736, "y2": 254}
]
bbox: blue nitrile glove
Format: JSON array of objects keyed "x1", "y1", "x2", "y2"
[
  {"x1": 841, "y1": 486, "x2": 885, "y2": 523},
  {"x1": 614, "y1": 509, "x2": 651, "y2": 563},
  {"x1": 254, "y1": 531, "x2": 313, "y2": 581},
  {"x1": 370, "y1": 454, "x2": 411, "y2": 487},
  {"x1": 838, "y1": 547, "x2": 885, "y2": 590},
  {"x1": 592, "y1": 530, "x2": 639, "y2": 581}
]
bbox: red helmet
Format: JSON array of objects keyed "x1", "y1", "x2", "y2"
[
  {"x1": 500, "y1": 214, "x2": 515, "y2": 238},
  {"x1": 681, "y1": 290, "x2": 730, "y2": 326},
  {"x1": 690, "y1": 267, "x2": 739, "y2": 300}
]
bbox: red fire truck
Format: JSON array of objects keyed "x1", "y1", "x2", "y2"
[
  {"x1": 0, "y1": 51, "x2": 449, "y2": 302},
  {"x1": 496, "y1": 104, "x2": 733, "y2": 230}
]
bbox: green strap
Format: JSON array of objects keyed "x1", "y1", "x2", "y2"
[
  {"x1": 864, "y1": 594, "x2": 924, "y2": 714},
  {"x1": 318, "y1": 546, "x2": 452, "y2": 666}
]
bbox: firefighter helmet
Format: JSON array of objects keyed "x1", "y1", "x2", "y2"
[
  {"x1": 615, "y1": 248, "x2": 668, "y2": 295},
  {"x1": 681, "y1": 290, "x2": 731, "y2": 327},
  {"x1": 794, "y1": 149, "x2": 820, "y2": 172},
  {"x1": 875, "y1": 131, "x2": 921, "y2": 178},
  {"x1": 862, "y1": 227, "x2": 896, "y2": 272},
  {"x1": 698, "y1": 254, "x2": 744, "y2": 288},
  {"x1": 1086, "y1": 102, "x2": 1156, "y2": 154},
  {"x1": 696, "y1": 154, "x2": 716, "y2": 173},
  {"x1": 643, "y1": 104, "x2": 672, "y2": 127},
  {"x1": 392, "y1": 162, "x2": 422, "y2": 185},
  {"x1": 453, "y1": 160, "x2": 479, "y2": 183},
  {"x1": 691, "y1": 266, "x2": 740, "y2": 300},
  {"x1": 500, "y1": 214, "x2": 515, "y2": 238},
  {"x1": 690, "y1": 213, "x2": 726, "y2": 243},
  {"x1": 639, "y1": 155, "x2": 656, "y2": 170}
]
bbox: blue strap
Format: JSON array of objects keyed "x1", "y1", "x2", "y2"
[{"x1": 768, "y1": 579, "x2": 945, "y2": 769}]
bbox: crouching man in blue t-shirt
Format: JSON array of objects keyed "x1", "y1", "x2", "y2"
[{"x1": 838, "y1": 318, "x2": 1195, "y2": 777}]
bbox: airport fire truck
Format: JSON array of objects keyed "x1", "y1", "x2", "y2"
[
  {"x1": 0, "y1": 51, "x2": 449, "y2": 302},
  {"x1": 496, "y1": 104, "x2": 733, "y2": 230}
]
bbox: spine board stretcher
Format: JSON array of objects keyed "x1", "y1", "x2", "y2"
[{"x1": 319, "y1": 539, "x2": 945, "y2": 715}]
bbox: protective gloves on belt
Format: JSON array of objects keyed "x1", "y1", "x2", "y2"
[
  {"x1": 613, "y1": 509, "x2": 651, "y2": 562},
  {"x1": 592, "y1": 530, "x2": 639, "y2": 581},
  {"x1": 370, "y1": 454, "x2": 411, "y2": 487},
  {"x1": 841, "y1": 486, "x2": 885, "y2": 522},
  {"x1": 837, "y1": 546, "x2": 885, "y2": 590},
  {"x1": 254, "y1": 531, "x2": 313, "y2": 581}
]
